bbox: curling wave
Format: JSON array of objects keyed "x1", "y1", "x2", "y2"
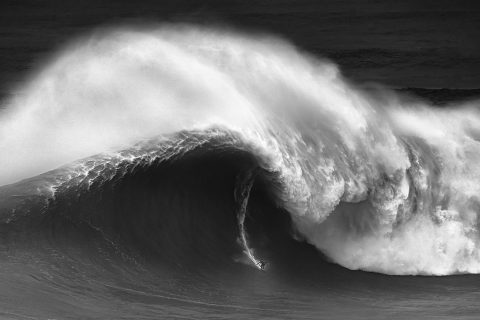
[{"x1": 1, "y1": 24, "x2": 480, "y2": 276}]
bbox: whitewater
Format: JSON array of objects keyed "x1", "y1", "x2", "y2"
[{"x1": 1, "y1": 24, "x2": 480, "y2": 276}]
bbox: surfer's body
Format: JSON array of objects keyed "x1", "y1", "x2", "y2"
[{"x1": 257, "y1": 260, "x2": 266, "y2": 270}]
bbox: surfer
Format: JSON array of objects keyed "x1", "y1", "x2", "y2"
[{"x1": 257, "y1": 260, "x2": 266, "y2": 270}]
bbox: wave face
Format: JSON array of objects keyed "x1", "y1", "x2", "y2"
[{"x1": 1, "y1": 25, "x2": 480, "y2": 288}]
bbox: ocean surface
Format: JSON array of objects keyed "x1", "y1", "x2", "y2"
[{"x1": 0, "y1": 1, "x2": 480, "y2": 319}]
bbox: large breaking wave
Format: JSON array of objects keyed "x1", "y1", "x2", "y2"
[{"x1": 1, "y1": 24, "x2": 480, "y2": 277}]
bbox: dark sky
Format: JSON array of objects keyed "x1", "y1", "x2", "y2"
[{"x1": 0, "y1": 0, "x2": 479, "y2": 96}]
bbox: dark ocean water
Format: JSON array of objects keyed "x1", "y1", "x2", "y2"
[{"x1": 1, "y1": 1, "x2": 480, "y2": 319}]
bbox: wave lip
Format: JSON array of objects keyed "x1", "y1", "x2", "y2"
[{"x1": 1, "y1": 25, "x2": 480, "y2": 276}]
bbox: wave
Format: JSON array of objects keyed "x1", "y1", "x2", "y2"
[{"x1": 1, "y1": 24, "x2": 480, "y2": 276}]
